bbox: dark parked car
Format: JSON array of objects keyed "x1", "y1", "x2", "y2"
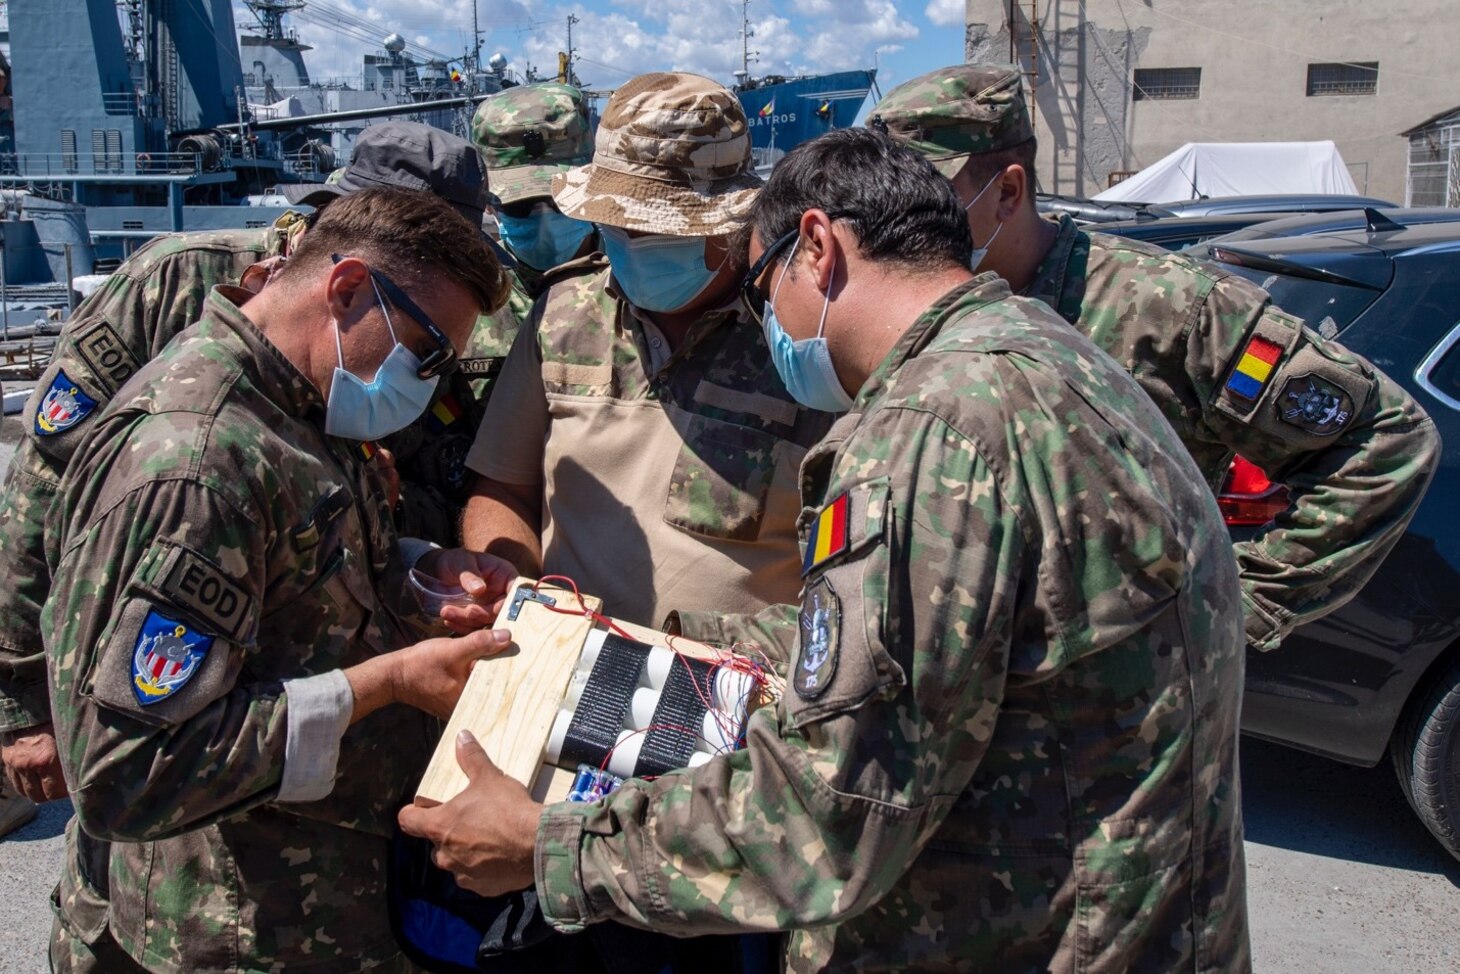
[
  {"x1": 1151, "y1": 193, "x2": 1396, "y2": 218},
  {"x1": 1097, "y1": 212, "x2": 1306, "y2": 250},
  {"x1": 1208, "y1": 206, "x2": 1460, "y2": 245},
  {"x1": 1036, "y1": 192, "x2": 1396, "y2": 226},
  {"x1": 1098, "y1": 206, "x2": 1460, "y2": 254},
  {"x1": 1184, "y1": 220, "x2": 1460, "y2": 861}
]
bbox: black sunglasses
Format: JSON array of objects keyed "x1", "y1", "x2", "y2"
[
  {"x1": 331, "y1": 254, "x2": 457, "y2": 379},
  {"x1": 740, "y1": 229, "x2": 800, "y2": 326}
]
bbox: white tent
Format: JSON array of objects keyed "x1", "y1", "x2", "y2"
[{"x1": 1093, "y1": 141, "x2": 1359, "y2": 203}]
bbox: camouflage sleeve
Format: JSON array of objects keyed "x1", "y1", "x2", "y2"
[
  {"x1": 0, "y1": 438, "x2": 58, "y2": 730},
  {"x1": 669, "y1": 603, "x2": 800, "y2": 673},
  {"x1": 536, "y1": 406, "x2": 1022, "y2": 935},
  {"x1": 1189, "y1": 276, "x2": 1440, "y2": 650},
  {"x1": 0, "y1": 242, "x2": 260, "y2": 731},
  {"x1": 46, "y1": 477, "x2": 285, "y2": 842}
]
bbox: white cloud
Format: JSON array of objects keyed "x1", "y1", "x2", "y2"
[
  {"x1": 925, "y1": 0, "x2": 964, "y2": 28},
  {"x1": 233, "y1": 0, "x2": 916, "y2": 91}
]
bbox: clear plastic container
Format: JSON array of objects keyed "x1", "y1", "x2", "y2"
[{"x1": 407, "y1": 567, "x2": 480, "y2": 616}]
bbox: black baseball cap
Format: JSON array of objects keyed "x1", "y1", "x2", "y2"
[{"x1": 283, "y1": 121, "x2": 488, "y2": 225}]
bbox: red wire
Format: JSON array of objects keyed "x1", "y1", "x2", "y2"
[{"x1": 532, "y1": 574, "x2": 635, "y2": 640}]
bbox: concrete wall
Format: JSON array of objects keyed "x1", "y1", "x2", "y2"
[{"x1": 964, "y1": 0, "x2": 1460, "y2": 202}]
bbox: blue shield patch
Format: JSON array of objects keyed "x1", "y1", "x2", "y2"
[
  {"x1": 35, "y1": 370, "x2": 97, "y2": 436},
  {"x1": 131, "y1": 609, "x2": 213, "y2": 706}
]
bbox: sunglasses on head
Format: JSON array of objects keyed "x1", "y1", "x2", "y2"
[{"x1": 331, "y1": 254, "x2": 457, "y2": 380}]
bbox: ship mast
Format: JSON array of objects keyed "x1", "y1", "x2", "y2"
[
  {"x1": 242, "y1": 0, "x2": 306, "y2": 42},
  {"x1": 737, "y1": 0, "x2": 759, "y2": 86}
]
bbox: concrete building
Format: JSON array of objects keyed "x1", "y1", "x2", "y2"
[{"x1": 962, "y1": 1, "x2": 1460, "y2": 203}]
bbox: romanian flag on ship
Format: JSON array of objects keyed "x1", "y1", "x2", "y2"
[
  {"x1": 428, "y1": 393, "x2": 464, "y2": 432},
  {"x1": 803, "y1": 492, "x2": 850, "y2": 576},
  {"x1": 1225, "y1": 336, "x2": 1283, "y2": 400},
  {"x1": 759, "y1": 99, "x2": 775, "y2": 118}
]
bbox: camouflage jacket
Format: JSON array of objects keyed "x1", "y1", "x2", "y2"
[
  {"x1": 536, "y1": 276, "x2": 1251, "y2": 973},
  {"x1": 0, "y1": 227, "x2": 282, "y2": 732},
  {"x1": 44, "y1": 288, "x2": 431, "y2": 974},
  {"x1": 1027, "y1": 214, "x2": 1439, "y2": 651}
]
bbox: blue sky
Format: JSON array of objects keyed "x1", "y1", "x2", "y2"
[{"x1": 240, "y1": 1, "x2": 968, "y2": 108}]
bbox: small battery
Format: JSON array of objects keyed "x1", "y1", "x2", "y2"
[
  {"x1": 568, "y1": 764, "x2": 624, "y2": 803},
  {"x1": 568, "y1": 765, "x2": 599, "y2": 803}
]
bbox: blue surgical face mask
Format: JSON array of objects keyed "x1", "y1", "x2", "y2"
[
  {"x1": 964, "y1": 171, "x2": 1004, "y2": 273},
  {"x1": 599, "y1": 225, "x2": 721, "y2": 312},
  {"x1": 496, "y1": 203, "x2": 593, "y2": 272},
  {"x1": 761, "y1": 238, "x2": 853, "y2": 413},
  {"x1": 325, "y1": 278, "x2": 441, "y2": 441}
]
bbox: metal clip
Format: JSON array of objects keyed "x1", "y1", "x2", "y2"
[{"x1": 506, "y1": 587, "x2": 558, "y2": 621}]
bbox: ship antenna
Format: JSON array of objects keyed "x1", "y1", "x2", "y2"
[{"x1": 740, "y1": 0, "x2": 759, "y2": 80}]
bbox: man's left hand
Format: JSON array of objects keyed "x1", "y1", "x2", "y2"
[
  {"x1": 399, "y1": 730, "x2": 541, "y2": 897},
  {"x1": 414, "y1": 549, "x2": 517, "y2": 633}
]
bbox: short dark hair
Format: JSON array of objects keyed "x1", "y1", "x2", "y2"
[
  {"x1": 280, "y1": 187, "x2": 510, "y2": 314},
  {"x1": 961, "y1": 137, "x2": 1039, "y2": 210},
  {"x1": 749, "y1": 128, "x2": 972, "y2": 272}
]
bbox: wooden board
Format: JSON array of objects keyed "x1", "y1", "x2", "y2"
[
  {"x1": 414, "y1": 577, "x2": 752, "y2": 806},
  {"x1": 415, "y1": 578, "x2": 601, "y2": 806}
]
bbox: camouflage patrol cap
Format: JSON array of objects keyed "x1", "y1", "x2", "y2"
[
  {"x1": 552, "y1": 72, "x2": 761, "y2": 237},
  {"x1": 868, "y1": 63, "x2": 1033, "y2": 178},
  {"x1": 283, "y1": 121, "x2": 488, "y2": 224},
  {"x1": 472, "y1": 83, "x2": 592, "y2": 206}
]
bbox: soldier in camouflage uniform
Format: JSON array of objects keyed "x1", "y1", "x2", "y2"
[
  {"x1": 464, "y1": 82, "x2": 598, "y2": 401},
  {"x1": 458, "y1": 71, "x2": 833, "y2": 973},
  {"x1": 400, "y1": 128, "x2": 1251, "y2": 973},
  {"x1": 462, "y1": 72, "x2": 834, "y2": 627},
  {"x1": 869, "y1": 63, "x2": 1440, "y2": 654},
  {"x1": 44, "y1": 188, "x2": 516, "y2": 973},
  {"x1": 0, "y1": 121, "x2": 492, "y2": 806}
]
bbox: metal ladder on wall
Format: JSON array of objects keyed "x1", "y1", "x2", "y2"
[{"x1": 1011, "y1": 0, "x2": 1085, "y2": 195}]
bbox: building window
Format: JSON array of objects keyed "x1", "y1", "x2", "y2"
[
  {"x1": 1133, "y1": 67, "x2": 1201, "y2": 101},
  {"x1": 1307, "y1": 62, "x2": 1378, "y2": 96}
]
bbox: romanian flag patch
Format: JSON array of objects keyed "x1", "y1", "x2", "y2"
[
  {"x1": 1225, "y1": 336, "x2": 1284, "y2": 400},
  {"x1": 802, "y1": 493, "x2": 850, "y2": 576},
  {"x1": 358, "y1": 440, "x2": 377, "y2": 461},
  {"x1": 428, "y1": 393, "x2": 464, "y2": 432}
]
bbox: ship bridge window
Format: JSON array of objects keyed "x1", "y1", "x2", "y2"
[
  {"x1": 1133, "y1": 67, "x2": 1201, "y2": 101},
  {"x1": 1306, "y1": 62, "x2": 1378, "y2": 96}
]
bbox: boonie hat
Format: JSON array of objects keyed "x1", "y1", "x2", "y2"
[
  {"x1": 869, "y1": 64, "x2": 1034, "y2": 178},
  {"x1": 284, "y1": 121, "x2": 489, "y2": 224},
  {"x1": 552, "y1": 72, "x2": 761, "y2": 237},
  {"x1": 472, "y1": 83, "x2": 592, "y2": 206}
]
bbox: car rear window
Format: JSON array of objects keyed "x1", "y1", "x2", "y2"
[{"x1": 1216, "y1": 264, "x2": 1381, "y2": 337}]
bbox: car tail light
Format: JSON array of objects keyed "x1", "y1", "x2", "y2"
[{"x1": 1218, "y1": 456, "x2": 1290, "y2": 526}]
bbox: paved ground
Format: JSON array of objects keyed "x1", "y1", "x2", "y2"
[{"x1": 0, "y1": 413, "x2": 1457, "y2": 972}]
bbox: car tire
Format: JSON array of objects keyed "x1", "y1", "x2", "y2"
[{"x1": 1390, "y1": 655, "x2": 1460, "y2": 861}]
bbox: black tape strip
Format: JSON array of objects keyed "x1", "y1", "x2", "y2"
[
  {"x1": 560, "y1": 635, "x2": 650, "y2": 770},
  {"x1": 637, "y1": 655, "x2": 715, "y2": 777}
]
